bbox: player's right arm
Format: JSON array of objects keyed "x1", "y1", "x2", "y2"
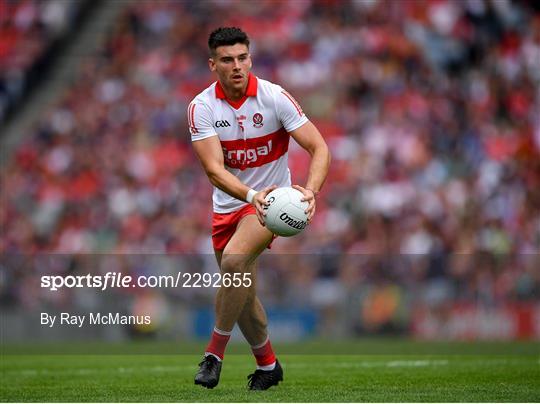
[{"x1": 189, "y1": 101, "x2": 274, "y2": 224}]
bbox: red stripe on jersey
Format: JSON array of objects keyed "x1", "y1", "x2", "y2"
[
  {"x1": 281, "y1": 90, "x2": 303, "y2": 116},
  {"x1": 220, "y1": 128, "x2": 289, "y2": 170},
  {"x1": 189, "y1": 103, "x2": 198, "y2": 134}
]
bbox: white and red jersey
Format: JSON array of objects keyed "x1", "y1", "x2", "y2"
[{"x1": 188, "y1": 73, "x2": 308, "y2": 213}]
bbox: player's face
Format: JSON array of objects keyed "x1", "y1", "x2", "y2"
[{"x1": 209, "y1": 43, "x2": 252, "y2": 93}]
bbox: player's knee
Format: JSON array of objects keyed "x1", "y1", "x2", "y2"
[{"x1": 220, "y1": 254, "x2": 251, "y2": 274}]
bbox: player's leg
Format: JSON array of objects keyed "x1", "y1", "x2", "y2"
[
  {"x1": 217, "y1": 249, "x2": 277, "y2": 373},
  {"x1": 214, "y1": 214, "x2": 272, "y2": 332},
  {"x1": 233, "y1": 261, "x2": 273, "y2": 359},
  {"x1": 214, "y1": 251, "x2": 270, "y2": 353},
  {"x1": 195, "y1": 215, "x2": 273, "y2": 389},
  {"x1": 193, "y1": 250, "x2": 228, "y2": 389},
  {"x1": 214, "y1": 253, "x2": 262, "y2": 343},
  {"x1": 236, "y1": 267, "x2": 265, "y2": 346},
  {"x1": 225, "y1": 220, "x2": 282, "y2": 390},
  {"x1": 239, "y1": 290, "x2": 283, "y2": 390}
]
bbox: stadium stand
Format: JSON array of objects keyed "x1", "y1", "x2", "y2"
[{"x1": 0, "y1": 0, "x2": 94, "y2": 123}]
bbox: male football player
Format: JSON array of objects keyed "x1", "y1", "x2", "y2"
[{"x1": 189, "y1": 27, "x2": 330, "y2": 390}]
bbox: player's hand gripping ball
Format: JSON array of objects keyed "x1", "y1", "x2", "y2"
[{"x1": 263, "y1": 187, "x2": 309, "y2": 236}]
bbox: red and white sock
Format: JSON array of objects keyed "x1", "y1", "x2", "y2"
[
  {"x1": 251, "y1": 337, "x2": 276, "y2": 370},
  {"x1": 205, "y1": 327, "x2": 231, "y2": 361}
]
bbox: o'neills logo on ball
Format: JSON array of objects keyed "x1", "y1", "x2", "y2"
[{"x1": 279, "y1": 212, "x2": 307, "y2": 230}]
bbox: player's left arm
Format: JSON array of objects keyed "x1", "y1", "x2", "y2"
[{"x1": 289, "y1": 121, "x2": 331, "y2": 221}]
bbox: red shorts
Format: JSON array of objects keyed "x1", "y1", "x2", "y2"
[{"x1": 212, "y1": 204, "x2": 274, "y2": 251}]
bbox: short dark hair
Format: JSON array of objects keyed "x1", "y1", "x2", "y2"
[{"x1": 208, "y1": 27, "x2": 250, "y2": 56}]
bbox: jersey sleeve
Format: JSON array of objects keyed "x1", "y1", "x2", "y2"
[
  {"x1": 275, "y1": 86, "x2": 309, "y2": 132},
  {"x1": 188, "y1": 101, "x2": 217, "y2": 141}
]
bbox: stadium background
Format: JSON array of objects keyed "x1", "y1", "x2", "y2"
[{"x1": 1, "y1": 0, "x2": 539, "y2": 346}]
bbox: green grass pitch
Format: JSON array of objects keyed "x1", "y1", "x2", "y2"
[{"x1": 1, "y1": 339, "x2": 539, "y2": 402}]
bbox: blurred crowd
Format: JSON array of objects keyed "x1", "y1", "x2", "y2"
[
  {"x1": 1, "y1": 0, "x2": 539, "y2": 309},
  {"x1": 0, "y1": 0, "x2": 84, "y2": 122}
]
